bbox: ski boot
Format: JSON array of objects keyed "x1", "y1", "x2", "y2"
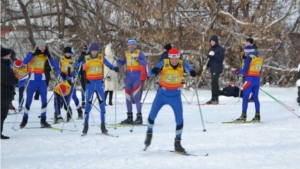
[
  {"x1": 235, "y1": 112, "x2": 247, "y2": 122},
  {"x1": 133, "y1": 113, "x2": 143, "y2": 125},
  {"x1": 82, "y1": 123, "x2": 89, "y2": 135},
  {"x1": 100, "y1": 122, "x2": 108, "y2": 133},
  {"x1": 40, "y1": 117, "x2": 51, "y2": 128},
  {"x1": 251, "y1": 112, "x2": 260, "y2": 122},
  {"x1": 144, "y1": 130, "x2": 153, "y2": 147},
  {"x1": 174, "y1": 138, "x2": 186, "y2": 153},
  {"x1": 66, "y1": 109, "x2": 73, "y2": 122},
  {"x1": 19, "y1": 117, "x2": 28, "y2": 128},
  {"x1": 54, "y1": 114, "x2": 64, "y2": 124},
  {"x1": 120, "y1": 112, "x2": 133, "y2": 124},
  {"x1": 77, "y1": 109, "x2": 83, "y2": 120}
]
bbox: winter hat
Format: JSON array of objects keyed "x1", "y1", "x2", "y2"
[
  {"x1": 127, "y1": 38, "x2": 137, "y2": 46},
  {"x1": 64, "y1": 46, "x2": 72, "y2": 54},
  {"x1": 209, "y1": 35, "x2": 219, "y2": 44},
  {"x1": 35, "y1": 39, "x2": 46, "y2": 47},
  {"x1": 168, "y1": 48, "x2": 180, "y2": 58},
  {"x1": 246, "y1": 38, "x2": 254, "y2": 45},
  {"x1": 14, "y1": 60, "x2": 23, "y2": 68},
  {"x1": 164, "y1": 44, "x2": 172, "y2": 50},
  {"x1": 89, "y1": 43, "x2": 99, "y2": 51},
  {"x1": 1, "y1": 47, "x2": 11, "y2": 57},
  {"x1": 244, "y1": 46, "x2": 255, "y2": 53}
]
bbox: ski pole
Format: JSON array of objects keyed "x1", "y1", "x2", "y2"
[
  {"x1": 193, "y1": 81, "x2": 206, "y2": 132},
  {"x1": 259, "y1": 88, "x2": 299, "y2": 117},
  {"x1": 189, "y1": 59, "x2": 210, "y2": 103}
]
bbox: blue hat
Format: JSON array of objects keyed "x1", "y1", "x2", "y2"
[
  {"x1": 89, "y1": 43, "x2": 99, "y2": 51},
  {"x1": 244, "y1": 46, "x2": 255, "y2": 53},
  {"x1": 127, "y1": 38, "x2": 137, "y2": 46}
]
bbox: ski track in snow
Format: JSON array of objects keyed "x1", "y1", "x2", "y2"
[{"x1": 1, "y1": 87, "x2": 300, "y2": 169}]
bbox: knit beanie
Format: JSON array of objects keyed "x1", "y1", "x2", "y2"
[
  {"x1": 1, "y1": 47, "x2": 11, "y2": 57},
  {"x1": 35, "y1": 39, "x2": 46, "y2": 47},
  {"x1": 168, "y1": 48, "x2": 180, "y2": 58},
  {"x1": 246, "y1": 38, "x2": 254, "y2": 45},
  {"x1": 64, "y1": 46, "x2": 72, "y2": 54},
  {"x1": 164, "y1": 44, "x2": 172, "y2": 50},
  {"x1": 89, "y1": 43, "x2": 99, "y2": 51},
  {"x1": 14, "y1": 60, "x2": 23, "y2": 68}
]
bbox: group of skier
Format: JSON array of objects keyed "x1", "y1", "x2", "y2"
[{"x1": 3, "y1": 34, "x2": 298, "y2": 154}]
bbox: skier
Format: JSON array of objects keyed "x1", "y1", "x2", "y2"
[
  {"x1": 81, "y1": 42, "x2": 119, "y2": 135},
  {"x1": 297, "y1": 63, "x2": 300, "y2": 106},
  {"x1": 19, "y1": 40, "x2": 60, "y2": 128},
  {"x1": 233, "y1": 45, "x2": 262, "y2": 122},
  {"x1": 55, "y1": 46, "x2": 83, "y2": 123},
  {"x1": 12, "y1": 59, "x2": 28, "y2": 112},
  {"x1": 76, "y1": 45, "x2": 88, "y2": 108},
  {"x1": 53, "y1": 80, "x2": 72, "y2": 123},
  {"x1": 144, "y1": 48, "x2": 197, "y2": 153},
  {"x1": 203, "y1": 35, "x2": 225, "y2": 104},
  {"x1": 1, "y1": 46, "x2": 19, "y2": 139},
  {"x1": 103, "y1": 44, "x2": 117, "y2": 106},
  {"x1": 115, "y1": 38, "x2": 147, "y2": 124}
]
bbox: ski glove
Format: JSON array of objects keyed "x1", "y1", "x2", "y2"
[
  {"x1": 114, "y1": 67, "x2": 119, "y2": 72},
  {"x1": 232, "y1": 69, "x2": 239, "y2": 75},
  {"x1": 151, "y1": 67, "x2": 160, "y2": 75},
  {"x1": 203, "y1": 65, "x2": 207, "y2": 70},
  {"x1": 208, "y1": 51, "x2": 215, "y2": 56},
  {"x1": 190, "y1": 70, "x2": 197, "y2": 77}
]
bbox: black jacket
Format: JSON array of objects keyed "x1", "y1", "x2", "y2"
[
  {"x1": 1, "y1": 59, "x2": 18, "y2": 99},
  {"x1": 207, "y1": 35, "x2": 225, "y2": 74},
  {"x1": 160, "y1": 50, "x2": 169, "y2": 61}
]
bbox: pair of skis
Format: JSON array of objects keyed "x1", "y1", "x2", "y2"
[{"x1": 143, "y1": 146, "x2": 208, "y2": 157}]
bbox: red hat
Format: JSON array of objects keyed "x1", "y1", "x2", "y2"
[
  {"x1": 59, "y1": 84, "x2": 67, "y2": 94},
  {"x1": 14, "y1": 60, "x2": 23, "y2": 68},
  {"x1": 168, "y1": 48, "x2": 180, "y2": 58}
]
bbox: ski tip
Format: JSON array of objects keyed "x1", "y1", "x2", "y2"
[{"x1": 204, "y1": 153, "x2": 209, "y2": 156}]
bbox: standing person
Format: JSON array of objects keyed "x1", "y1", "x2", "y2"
[
  {"x1": 8, "y1": 48, "x2": 17, "y2": 112},
  {"x1": 75, "y1": 45, "x2": 88, "y2": 108},
  {"x1": 81, "y1": 42, "x2": 119, "y2": 135},
  {"x1": 12, "y1": 59, "x2": 28, "y2": 112},
  {"x1": 19, "y1": 40, "x2": 60, "y2": 128},
  {"x1": 160, "y1": 44, "x2": 172, "y2": 61},
  {"x1": 233, "y1": 46, "x2": 262, "y2": 122},
  {"x1": 1, "y1": 47, "x2": 19, "y2": 139},
  {"x1": 297, "y1": 63, "x2": 300, "y2": 106},
  {"x1": 115, "y1": 38, "x2": 147, "y2": 125},
  {"x1": 203, "y1": 35, "x2": 225, "y2": 104},
  {"x1": 144, "y1": 48, "x2": 197, "y2": 152},
  {"x1": 104, "y1": 44, "x2": 117, "y2": 106}
]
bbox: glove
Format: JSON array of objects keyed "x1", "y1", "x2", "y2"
[
  {"x1": 60, "y1": 72, "x2": 67, "y2": 79},
  {"x1": 190, "y1": 70, "x2": 197, "y2": 77},
  {"x1": 203, "y1": 65, "x2": 207, "y2": 70},
  {"x1": 151, "y1": 67, "x2": 160, "y2": 75},
  {"x1": 208, "y1": 51, "x2": 215, "y2": 56},
  {"x1": 44, "y1": 47, "x2": 51, "y2": 58},
  {"x1": 78, "y1": 54, "x2": 85, "y2": 62},
  {"x1": 232, "y1": 69, "x2": 239, "y2": 75},
  {"x1": 114, "y1": 67, "x2": 119, "y2": 72}
]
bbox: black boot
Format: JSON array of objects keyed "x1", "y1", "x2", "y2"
[
  {"x1": 104, "y1": 91, "x2": 109, "y2": 106},
  {"x1": 251, "y1": 112, "x2": 260, "y2": 122},
  {"x1": 77, "y1": 109, "x2": 83, "y2": 120},
  {"x1": 236, "y1": 112, "x2": 247, "y2": 122},
  {"x1": 66, "y1": 108, "x2": 73, "y2": 122},
  {"x1": 40, "y1": 117, "x2": 51, "y2": 128},
  {"x1": 19, "y1": 117, "x2": 28, "y2": 128},
  {"x1": 133, "y1": 113, "x2": 143, "y2": 125},
  {"x1": 109, "y1": 91, "x2": 113, "y2": 105},
  {"x1": 1, "y1": 134, "x2": 10, "y2": 139},
  {"x1": 120, "y1": 112, "x2": 133, "y2": 124},
  {"x1": 144, "y1": 130, "x2": 153, "y2": 146},
  {"x1": 100, "y1": 122, "x2": 108, "y2": 133},
  {"x1": 54, "y1": 114, "x2": 64, "y2": 124},
  {"x1": 82, "y1": 122, "x2": 89, "y2": 134},
  {"x1": 174, "y1": 138, "x2": 186, "y2": 153}
]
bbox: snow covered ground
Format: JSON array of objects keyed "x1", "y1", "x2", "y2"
[{"x1": 1, "y1": 87, "x2": 300, "y2": 169}]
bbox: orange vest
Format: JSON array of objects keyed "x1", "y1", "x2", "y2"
[
  {"x1": 126, "y1": 50, "x2": 141, "y2": 71},
  {"x1": 28, "y1": 52, "x2": 47, "y2": 74},
  {"x1": 85, "y1": 54, "x2": 104, "y2": 80},
  {"x1": 246, "y1": 55, "x2": 263, "y2": 76},
  {"x1": 159, "y1": 59, "x2": 184, "y2": 90},
  {"x1": 54, "y1": 81, "x2": 72, "y2": 97},
  {"x1": 60, "y1": 55, "x2": 76, "y2": 74},
  {"x1": 13, "y1": 64, "x2": 27, "y2": 78}
]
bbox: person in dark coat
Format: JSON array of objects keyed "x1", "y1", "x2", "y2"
[
  {"x1": 203, "y1": 35, "x2": 225, "y2": 104},
  {"x1": 159, "y1": 44, "x2": 172, "y2": 61},
  {"x1": 1, "y1": 47, "x2": 19, "y2": 139}
]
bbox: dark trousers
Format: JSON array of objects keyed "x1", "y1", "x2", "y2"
[
  {"x1": 211, "y1": 73, "x2": 220, "y2": 101},
  {"x1": 34, "y1": 80, "x2": 49, "y2": 99},
  {"x1": 1, "y1": 98, "x2": 10, "y2": 134}
]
